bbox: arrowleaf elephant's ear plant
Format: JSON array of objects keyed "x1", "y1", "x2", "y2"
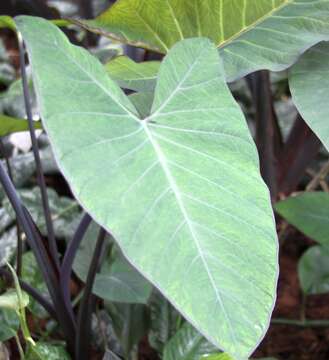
[
  {"x1": 0, "y1": 1, "x2": 328, "y2": 359},
  {"x1": 15, "y1": 15, "x2": 278, "y2": 360}
]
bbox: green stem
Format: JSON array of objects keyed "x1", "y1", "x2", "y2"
[
  {"x1": 7, "y1": 263, "x2": 35, "y2": 346},
  {"x1": 272, "y1": 318, "x2": 329, "y2": 327},
  {"x1": 15, "y1": 333, "x2": 25, "y2": 360}
]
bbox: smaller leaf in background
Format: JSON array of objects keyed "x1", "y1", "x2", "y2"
[
  {"x1": 105, "y1": 56, "x2": 160, "y2": 92},
  {"x1": 202, "y1": 354, "x2": 277, "y2": 360},
  {"x1": 128, "y1": 92, "x2": 153, "y2": 119},
  {"x1": 0, "y1": 64, "x2": 15, "y2": 86},
  {"x1": 92, "y1": 310, "x2": 123, "y2": 356},
  {"x1": 148, "y1": 290, "x2": 180, "y2": 353},
  {"x1": 298, "y1": 246, "x2": 329, "y2": 295},
  {"x1": 0, "y1": 309, "x2": 19, "y2": 342},
  {"x1": 21, "y1": 251, "x2": 50, "y2": 317},
  {"x1": 94, "y1": 252, "x2": 152, "y2": 304},
  {"x1": 74, "y1": 0, "x2": 329, "y2": 82},
  {"x1": 74, "y1": 222, "x2": 152, "y2": 304},
  {"x1": 0, "y1": 152, "x2": 36, "y2": 191},
  {"x1": 275, "y1": 192, "x2": 329, "y2": 247},
  {"x1": 0, "y1": 208, "x2": 15, "y2": 235},
  {"x1": 3, "y1": 187, "x2": 82, "y2": 241},
  {"x1": 0, "y1": 114, "x2": 42, "y2": 138},
  {"x1": 25, "y1": 342, "x2": 71, "y2": 360},
  {"x1": 0, "y1": 227, "x2": 18, "y2": 267},
  {"x1": 201, "y1": 353, "x2": 233, "y2": 360},
  {"x1": 163, "y1": 322, "x2": 218, "y2": 360},
  {"x1": 0, "y1": 16, "x2": 16, "y2": 31},
  {"x1": 0, "y1": 76, "x2": 34, "y2": 103},
  {"x1": 105, "y1": 302, "x2": 149, "y2": 357},
  {"x1": 289, "y1": 42, "x2": 329, "y2": 151},
  {"x1": 0, "y1": 289, "x2": 29, "y2": 311}
]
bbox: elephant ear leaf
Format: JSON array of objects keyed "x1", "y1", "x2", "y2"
[
  {"x1": 16, "y1": 15, "x2": 278, "y2": 359},
  {"x1": 289, "y1": 42, "x2": 329, "y2": 151},
  {"x1": 72, "y1": 0, "x2": 329, "y2": 81}
]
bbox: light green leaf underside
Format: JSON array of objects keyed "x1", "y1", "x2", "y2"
[
  {"x1": 74, "y1": 0, "x2": 329, "y2": 81},
  {"x1": 289, "y1": 41, "x2": 329, "y2": 151},
  {"x1": 298, "y1": 245, "x2": 329, "y2": 295},
  {"x1": 275, "y1": 192, "x2": 329, "y2": 247},
  {"x1": 17, "y1": 16, "x2": 278, "y2": 359},
  {"x1": 0, "y1": 114, "x2": 42, "y2": 137},
  {"x1": 105, "y1": 56, "x2": 160, "y2": 92}
]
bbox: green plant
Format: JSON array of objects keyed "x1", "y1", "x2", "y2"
[{"x1": 0, "y1": 1, "x2": 329, "y2": 359}]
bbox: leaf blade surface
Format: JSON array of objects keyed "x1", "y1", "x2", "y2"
[{"x1": 17, "y1": 16, "x2": 278, "y2": 359}]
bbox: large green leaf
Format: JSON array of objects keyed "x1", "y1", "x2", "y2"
[
  {"x1": 17, "y1": 16, "x2": 278, "y2": 359},
  {"x1": 105, "y1": 56, "x2": 160, "y2": 92},
  {"x1": 298, "y1": 245, "x2": 329, "y2": 295},
  {"x1": 275, "y1": 192, "x2": 329, "y2": 247},
  {"x1": 163, "y1": 322, "x2": 218, "y2": 360},
  {"x1": 73, "y1": 0, "x2": 329, "y2": 81},
  {"x1": 289, "y1": 41, "x2": 329, "y2": 151},
  {"x1": 0, "y1": 114, "x2": 42, "y2": 137}
]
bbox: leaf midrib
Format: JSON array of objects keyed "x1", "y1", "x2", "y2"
[{"x1": 142, "y1": 121, "x2": 238, "y2": 348}]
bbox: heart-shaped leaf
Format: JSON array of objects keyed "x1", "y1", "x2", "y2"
[
  {"x1": 73, "y1": 0, "x2": 329, "y2": 81},
  {"x1": 275, "y1": 192, "x2": 329, "y2": 247},
  {"x1": 17, "y1": 16, "x2": 278, "y2": 359},
  {"x1": 298, "y1": 245, "x2": 329, "y2": 295},
  {"x1": 289, "y1": 41, "x2": 329, "y2": 151}
]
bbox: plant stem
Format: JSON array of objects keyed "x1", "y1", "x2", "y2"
[
  {"x1": 18, "y1": 34, "x2": 60, "y2": 271},
  {"x1": 0, "y1": 162, "x2": 76, "y2": 354},
  {"x1": 277, "y1": 114, "x2": 321, "y2": 195},
  {"x1": 247, "y1": 70, "x2": 282, "y2": 201},
  {"x1": 7, "y1": 262, "x2": 35, "y2": 347},
  {"x1": 15, "y1": 333, "x2": 25, "y2": 360},
  {"x1": 75, "y1": 228, "x2": 107, "y2": 360},
  {"x1": 60, "y1": 213, "x2": 92, "y2": 324},
  {"x1": 272, "y1": 318, "x2": 329, "y2": 327}
]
